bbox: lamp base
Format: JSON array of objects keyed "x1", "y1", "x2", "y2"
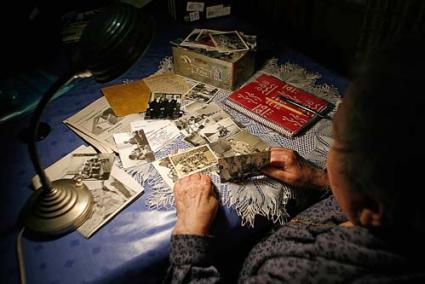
[{"x1": 22, "y1": 179, "x2": 93, "y2": 237}]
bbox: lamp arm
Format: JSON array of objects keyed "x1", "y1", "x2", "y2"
[{"x1": 28, "y1": 70, "x2": 83, "y2": 192}]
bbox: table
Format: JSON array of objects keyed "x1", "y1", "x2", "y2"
[{"x1": 0, "y1": 3, "x2": 348, "y2": 283}]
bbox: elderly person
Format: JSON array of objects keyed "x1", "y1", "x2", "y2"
[{"x1": 165, "y1": 39, "x2": 425, "y2": 283}]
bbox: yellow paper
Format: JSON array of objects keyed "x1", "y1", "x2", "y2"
[
  {"x1": 101, "y1": 80, "x2": 151, "y2": 117},
  {"x1": 143, "y1": 72, "x2": 191, "y2": 95}
]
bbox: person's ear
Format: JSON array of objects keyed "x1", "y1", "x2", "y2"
[{"x1": 357, "y1": 199, "x2": 385, "y2": 227}]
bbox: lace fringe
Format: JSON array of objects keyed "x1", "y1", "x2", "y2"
[{"x1": 141, "y1": 57, "x2": 340, "y2": 227}]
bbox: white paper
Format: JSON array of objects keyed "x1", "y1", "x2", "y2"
[
  {"x1": 31, "y1": 145, "x2": 144, "y2": 238},
  {"x1": 113, "y1": 131, "x2": 155, "y2": 169},
  {"x1": 32, "y1": 145, "x2": 96, "y2": 190},
  {"x1": 206, "y1": 4, "x2": 231, "y2": 19},
  {"x1": 152, "y1": 157, "x2": 178, "y2": 189},
  {"x1": 64, "y1": 97, "x2": 144, "y2": 153},
  {"x1": 130, "y1": 120, "x2": 181, "y2": 152},
  {"x1": 186, "y1": 1, "x2": 204, "y2": 12},
  {"x1": 77, "y1": 159, "x2": 144, "y2": 238},
  {"x1": 189, "y1": 11, "x2": 200, "y2": 22}
]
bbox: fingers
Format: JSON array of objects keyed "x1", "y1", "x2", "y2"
[
  {"x1": 173, "y1": 173, "x2": 212, "y2": 195},
  {"x1": 262, "y1": 166, "x2": 289, "y2": 181},
  {"x1": 269, "y1": 148, "x2": 299, "y2": 167}
]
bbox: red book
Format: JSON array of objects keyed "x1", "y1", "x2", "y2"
[{"x1": 225, "y1": 74, "x2": 332, "y2": 138}]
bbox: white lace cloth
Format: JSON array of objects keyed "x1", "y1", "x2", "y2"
[{"x1": 128, "y1": 58, "x2": 341, "y2": 227}]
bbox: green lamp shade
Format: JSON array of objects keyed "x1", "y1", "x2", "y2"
[{"x1": 78, "y1": 3, "x2": 154, "y2": 82}]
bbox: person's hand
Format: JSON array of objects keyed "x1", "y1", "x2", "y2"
[
  {"x1": 262, "y1": 147, "x2": 329, "y2": 189},
  {"x1": 173, "y1": 173, "x2": 218, "y2": 236}
]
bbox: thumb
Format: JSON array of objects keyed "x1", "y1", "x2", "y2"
[
  {"x1": 268, "y1": 159, "x2": 286, "y2": 168},
  {"x1": 262, "y1": 166, "x2": 289, "y2": 181}
]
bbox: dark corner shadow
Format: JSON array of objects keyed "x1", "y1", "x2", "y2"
[{"x1": 99, "y1": 256, "x2": 171, "y2": 284}]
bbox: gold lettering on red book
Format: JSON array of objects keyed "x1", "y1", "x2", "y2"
[
  {"x1": 282, "y1": 85, "x2": 297, "y2": 94},
  {"x1": 237, "y1": 91, "x2": 262, "y2": 104},
  {"x1": 252, "y1": 104, "x2": 273, "y2": 116},
  {"x1": 255, "y1": 80, "x2": 278, "y2": 96}
]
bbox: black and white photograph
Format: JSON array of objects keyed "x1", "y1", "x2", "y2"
[
  {"x1": 180, "y1": 29, "x2": 223, "y2": 51},
  {"x1": 152, "y1": 156, "x2": 179, "y2": 188},
  {"x1": 91, "y1": 108, "x2": 123, "y2": 135},
  {"x1": 113, "y1": 130, "x2": 155, "y2": 169},
  {"x1": 77, "y1": 162, "x2": 144, "y2": 238},
  {"x1": 184, "y1": 82, "x2": 219, "y2": 103},
  {"x1": 169, "y1": 145, "x2": 218, "y2": 178},
  {"x1": 209, "y1": 31, "x2": 249, "y2": 52},
  {"x1": 186, "y1": 1, "x2": 205, "y2": 12},
  {"x1": 67, "y1": 153, "x2": 114, "y2": 181},
  {"x1": 239, "y1": 32, "x2": 257, "y2": 50},
  {"x1": 218, "y1": 150, "x2": 271, "y2": 182},
  {"x1": 184, "y1": 132, "x2": 209, "y2": 146},
  {"x1": 31, "y1": 145, "x2": 144, "y2": 238},
  {"x1": 175, "y1": 102, "x2": 222, "y2": 136},
  {"x1": 64, "y1": 96, "x2": 144, "y2": 153},
  {"x1": 145, "y1": 92, "x2": 183, "y2": 119},
  {"x1": 179, "y1": 28, "x2": 204, "y2": 49},
  {"x1": 210, "y1": 130, "x2": 270, "y2": 158},
  {"x1": 193, "y1": 29, "x2": 220, "y2": 49},
  {"x1": 199, "y1": 117, "x2": 241, "y2": 143},
  {"x1": 183, "y1": 101, "x2": 207, "y2": 113}
]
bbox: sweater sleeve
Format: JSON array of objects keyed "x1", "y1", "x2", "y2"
[{"x1": 164, "y1": 234, "x2": 222, "y2": 284}]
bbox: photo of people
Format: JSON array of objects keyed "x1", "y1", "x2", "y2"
[
  {"x1": 169, "y1": 145, "x2": 218, "y2": 178},
  {"x1": 152, "y1": 157, "x2": 179, "y2": 189},
  {"x1": 210, "y1": 130, "x2": 270, "y2": 158},
  {"x1": 199, "y1": 117, "x2": 241, "y2": 143},
  {"x1": 91, "y1": 108, "x2": 122, "y2": 135},
  {"x1": 184, "y1": 132, "x2": 209, "y2": 146},
  {"x1": 113, "y1": 130, "x2": 155, "y2": 169},
  {"x1": 145, "y1": 93, "x2": 183, "y2": 119},
  {"x1": 175, "y1": 102, "x2": 222, "y2": 136},
  {"x1": 77, "y1": 162, "x2": 144, "y2": 238},
  {"x1": 184, "y1": 83, "x2": 219, "y2": 103},
  {"x1": 210, "y1": 31, "x2": 249, "y2": 52},
  {"x1": 67, "y1": 153, "x2": 114, "y2": 181},
  {"x1": 218, "y1": 150, "x2": 270, "y2": 182}
]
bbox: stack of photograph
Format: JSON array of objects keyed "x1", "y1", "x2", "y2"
[
  {"x1": 41, "y1": 32, "x2": 266, "y2": 238},
  {"x1": 175, "y1": 28, "x2": 256, "y2": 59}
]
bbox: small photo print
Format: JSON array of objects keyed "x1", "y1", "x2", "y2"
[
  {"x1": 113, "y1": 130, "x2": 155, "y2": 169},
  {"x1": 91, "y1": 108, "x2": 123, "y2": 135},
  {"x1": 184, "y1": 83, "x2": 219, "y2": 103},
  {"x1": 218, "y1": 150, "x2": 271, "y2": 182},
  {"x1": 77, "y1": 162, "x2": 143, "y2": 238},
  {"x1": 175, "y1": 102, "x2": 222, "y2": 136},
  {"x1": 199, "y1": 117, "x2": 241, "y2": 143},
  {"x1": 152, "y1": 156, "x2": 179, "y2": 188},
  {"x1": 194, "y1": 29, "x2": 219, "y2": 48},
  {"x1": 180, "y1": 29, "x2": 204, "y2": 48},
  {"x1": 67, "y1": 153, "x2": 114, "y2": 180},
  {"x1": 180, "y1": 29, "x2": 220, "y2": 50},
  {"x1": 239, "y1": 32, "x2": 257, "y2": 50},
  {"x1": 183, "y1": 101, "x2": 207, "y2": 113},
  {"x1": 169, "y1": 145, "x2": 218, "y2": 178},
  {"x1": 210, "y1": 130, "x2": 270, "y2": 158},
  {"x1": 186, "y1": 1, "x2": 205, "y2": 12},
  {"x1": 210, "y1": 31, "x2": 249, "y2": 52},
  {"x1": 184, "y1": 132, "x2": 209, "y2": 146},
  {"x1": 145, "y1": 93, "x2": 183, "y2": 119}
]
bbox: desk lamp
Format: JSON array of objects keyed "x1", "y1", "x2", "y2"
[{"x1": 20, "y1": 2, "x2": 154, "y2": 237}]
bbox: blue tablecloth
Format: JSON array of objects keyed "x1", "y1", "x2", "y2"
[{"x1": 0, "y1": 5, "x2": 348, "y2": 284}]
